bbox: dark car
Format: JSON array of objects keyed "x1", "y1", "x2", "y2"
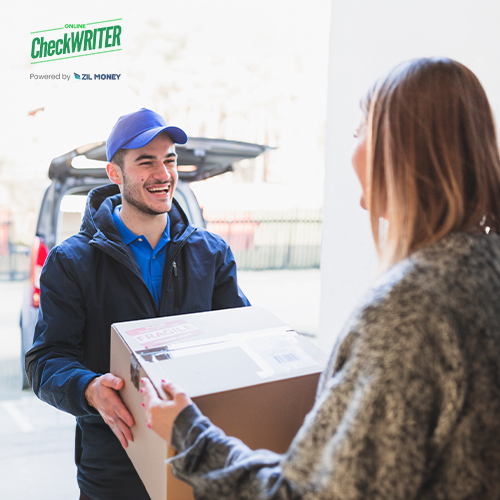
[{"x1": 21, "y1": 137, "x2": 269, "y2": 388}]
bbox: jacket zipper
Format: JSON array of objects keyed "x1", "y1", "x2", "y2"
[
  {"x1": 173, "y1": 261, "x2": 180, "y2": 313},
  {"x1": 157, "y1": 226, "x2": 197, "y2": 316}
]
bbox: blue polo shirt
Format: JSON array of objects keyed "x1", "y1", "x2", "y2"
[{"x1": 112, "y1": 205, "x2": 170, "y2": 307}]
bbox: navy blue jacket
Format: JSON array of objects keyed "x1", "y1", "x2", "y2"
[{"x1": 25, "y1": 184, "x2": 249, "y2": 500}]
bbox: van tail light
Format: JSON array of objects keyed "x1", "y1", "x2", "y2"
[{"x1": 30, "y1": 236, "x2": 49, "y2": 308}]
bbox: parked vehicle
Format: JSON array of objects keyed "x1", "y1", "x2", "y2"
[{"x1": 20, "y1": 137, "x2": 269, "y2": 388}]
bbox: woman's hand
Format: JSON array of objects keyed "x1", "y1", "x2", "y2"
[{"x1": 140, "y1": 378, "x2": 192, "y2": 443}]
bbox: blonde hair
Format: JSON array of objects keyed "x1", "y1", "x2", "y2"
[{"x1": 363, "y1": 58, "x2": 500, "y2": 271}]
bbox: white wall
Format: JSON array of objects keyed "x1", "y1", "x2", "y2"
[{"x1": 319, "y1": 0, "x2": 500, "y2": 352}]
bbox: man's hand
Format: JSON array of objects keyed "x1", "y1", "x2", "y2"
[
  {"x1": 140, "y1": 378, "x2": 191, "y2": 443},
  {"x1": 85, "y1": 373, "x2": 135, "y2": 449}
]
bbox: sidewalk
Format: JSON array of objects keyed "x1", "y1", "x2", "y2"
[
  {"x1": 0, "y1": 394, "x2": 79, "y2": 500},
  {"x1": 0, "y1": 280, "x2": 79, "y2": 499}
]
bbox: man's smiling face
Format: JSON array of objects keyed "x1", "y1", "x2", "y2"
[{"x1": 111, "y1": 132, "x2": 178, "y2": 216}]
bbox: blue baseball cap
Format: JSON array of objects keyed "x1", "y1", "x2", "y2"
[{"x1": 106, "y1": 108, "x2": 188, "y2": 162}]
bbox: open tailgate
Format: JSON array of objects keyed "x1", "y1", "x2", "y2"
[{"x1": 48, "y1": 138, "x2": 271, "y2": 181}]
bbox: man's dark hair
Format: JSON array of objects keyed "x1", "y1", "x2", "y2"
[{"x1": 110, "y1": 148, "x2": 127, "y2": 169}]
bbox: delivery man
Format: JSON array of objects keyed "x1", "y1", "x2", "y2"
[{"x1": 26, "y1": 108, "x2": 250, "y2": 500}]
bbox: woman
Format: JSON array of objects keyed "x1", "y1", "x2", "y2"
[{"x1": 141, "y1": 58, "x2": 500, "y2": 499}]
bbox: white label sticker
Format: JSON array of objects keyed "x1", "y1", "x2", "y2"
[{"x1": 247, "y1": 336, "x2": 318, "y2": 374}]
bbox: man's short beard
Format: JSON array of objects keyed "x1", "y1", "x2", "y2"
[
  {"x1": 124, "y1": 193, "x2": 168, "y2": 216},
  {"x1": 120, "y1": 168, "x2": 171, "y2": 216}
]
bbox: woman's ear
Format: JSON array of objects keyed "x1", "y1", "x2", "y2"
[{"x1": 107, "y1": 162, "x2": 123, "y2": 186}]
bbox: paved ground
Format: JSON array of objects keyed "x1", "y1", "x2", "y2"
[
  {"x1": 0, "y1": 395, "x2": 79, "y2": 500},
  {"x1": 0, "y1": 281, "x2": 80, "y2": 499},
  {"x1": 0, "y1": 270, "x2": 320, "y2": 499}
]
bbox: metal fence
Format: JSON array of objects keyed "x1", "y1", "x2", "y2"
[
  {"x1": 0, "y1": 208, "x2": 30, "y2": 281},
  {"x1": 0, "y1": 207, "x2": 323, "y2": 279},
  {"x1": 204, "y1": 208, "x2": 323, "y2": 270}
]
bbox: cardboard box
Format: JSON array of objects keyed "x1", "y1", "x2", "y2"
[{"x1": 110, "y1": 306, "x2": 327, "y2": 500}]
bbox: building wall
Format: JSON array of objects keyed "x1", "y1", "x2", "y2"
[{"x1": 319, "y1": 0, "x2": 500, "y2": 352}]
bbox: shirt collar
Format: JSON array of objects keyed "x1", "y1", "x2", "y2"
[{"x1": 112, "y1": 204, "x2": 170, "y2": 246}]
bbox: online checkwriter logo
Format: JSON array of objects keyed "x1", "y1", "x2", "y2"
[{"x1": 30, "y1": 18, "x2": 122, "y2": 64}]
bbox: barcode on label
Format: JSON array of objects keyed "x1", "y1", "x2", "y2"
[{"x1": 273, "y1": 352, "x2": 301, "y2": 364}]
